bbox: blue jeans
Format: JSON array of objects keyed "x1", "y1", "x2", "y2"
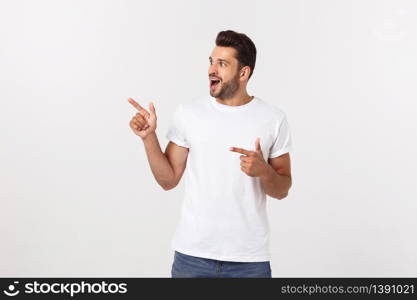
[{"x1": 171, "y1": 251, "x2": 272, "y2": 278}]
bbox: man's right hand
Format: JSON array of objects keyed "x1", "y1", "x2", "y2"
[{"x1": 128, "y1": 97, "x2": 157, "y2": 140}]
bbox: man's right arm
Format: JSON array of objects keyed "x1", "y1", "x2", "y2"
[
  {"x1": 142, "y1": 132, "x2": 189, "y2": 190},
  {"x1": 128, "y1": 97, "x2": 189, "y2": 190}
]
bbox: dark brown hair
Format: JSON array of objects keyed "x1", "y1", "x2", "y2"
[{"x1": 215, "y1": 30, "x2": 257, "y2": 79}]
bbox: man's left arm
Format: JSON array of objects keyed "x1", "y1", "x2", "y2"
[
  {"x1": 229, "y1": 138, "x2": 292, "y2": 200},
  {"x1": 259, "y1": 153, "x2": 292, "y2": 200}
]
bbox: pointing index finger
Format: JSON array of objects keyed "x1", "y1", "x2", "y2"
[
  {"x1": 128, "y1": 98, "x2": 149, "y2": 116},
  {"x1": 229, "y1": 147, "x2": 253, "y2": 156}
]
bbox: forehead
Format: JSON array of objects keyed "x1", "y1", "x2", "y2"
[{"x1": 210, "y1": 46, "x2": 238, "y2": 63}]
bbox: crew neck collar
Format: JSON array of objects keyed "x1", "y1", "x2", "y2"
[{"x1": 210, "y1": 96, "x2": 258, "y2": 112}]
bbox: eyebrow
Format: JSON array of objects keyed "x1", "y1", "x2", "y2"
[{"x1": 209, "y1": 57, "x2": 230, "y2": 63}]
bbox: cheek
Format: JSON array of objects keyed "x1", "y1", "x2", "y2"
[
  {"x1": 219, "y1": 68, "x2": 230, "y2": 78},
  {"x1": 220, "y1": 72, "x2": 229, "y2": 83}
]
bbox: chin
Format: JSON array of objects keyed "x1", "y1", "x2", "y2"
[{"x1": 210, "y1": 90, "x2": 221, "y2": 98}]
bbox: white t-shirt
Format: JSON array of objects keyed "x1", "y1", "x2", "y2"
[{"x1": 165, "y1": 95, "x2": 293, "y2": 262}]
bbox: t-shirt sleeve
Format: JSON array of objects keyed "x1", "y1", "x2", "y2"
[
  {"x1": 166, "y1": 104, "x2": 190, "y2": 148},
  {"x1": 269, "y1": 115, "x2": 293, "y2": 158}
]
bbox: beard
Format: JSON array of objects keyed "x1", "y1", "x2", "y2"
[{"x1": 209, "y1": 73, "x2": 240, "y2": 100}]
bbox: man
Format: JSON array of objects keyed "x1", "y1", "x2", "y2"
[{"x1": 128, "y1": 30, "x2": 293, "y2": 278}]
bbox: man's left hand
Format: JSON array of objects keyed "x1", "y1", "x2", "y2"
[{"x1": 229, "y1": 137, "x2": 269, "y2": 177}]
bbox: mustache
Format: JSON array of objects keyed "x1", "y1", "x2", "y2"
[{"x1": 209, "y1": 75, "x2": 222, "y2": 81}]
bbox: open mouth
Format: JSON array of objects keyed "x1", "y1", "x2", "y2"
[{"x1": 210, "y1": 78, "x2": 221, "y2": 89}]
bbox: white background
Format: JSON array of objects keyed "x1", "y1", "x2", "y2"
[{"x1": 1, "y1": 0, "x2": 416, "y2": 277}]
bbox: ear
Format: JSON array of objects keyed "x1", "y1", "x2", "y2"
[{"x1": 240, "y1": 66, "x2": 251, "y2": 81}]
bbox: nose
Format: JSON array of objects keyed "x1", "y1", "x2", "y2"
[{"x1": 208, "y1": 63, "x2": 218, "y2": 76}]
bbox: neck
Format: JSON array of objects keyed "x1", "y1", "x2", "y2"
[{"x1": 216, "y1": 89, "x2": 253, "y2": 106}]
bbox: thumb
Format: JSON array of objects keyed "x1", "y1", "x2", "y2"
[
  {"x1": 149, "y1": 102, "x2": 156, "y2": 116},
  {"x1": 255, "y1": 137, "x2": 262, "y2": 153}
]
